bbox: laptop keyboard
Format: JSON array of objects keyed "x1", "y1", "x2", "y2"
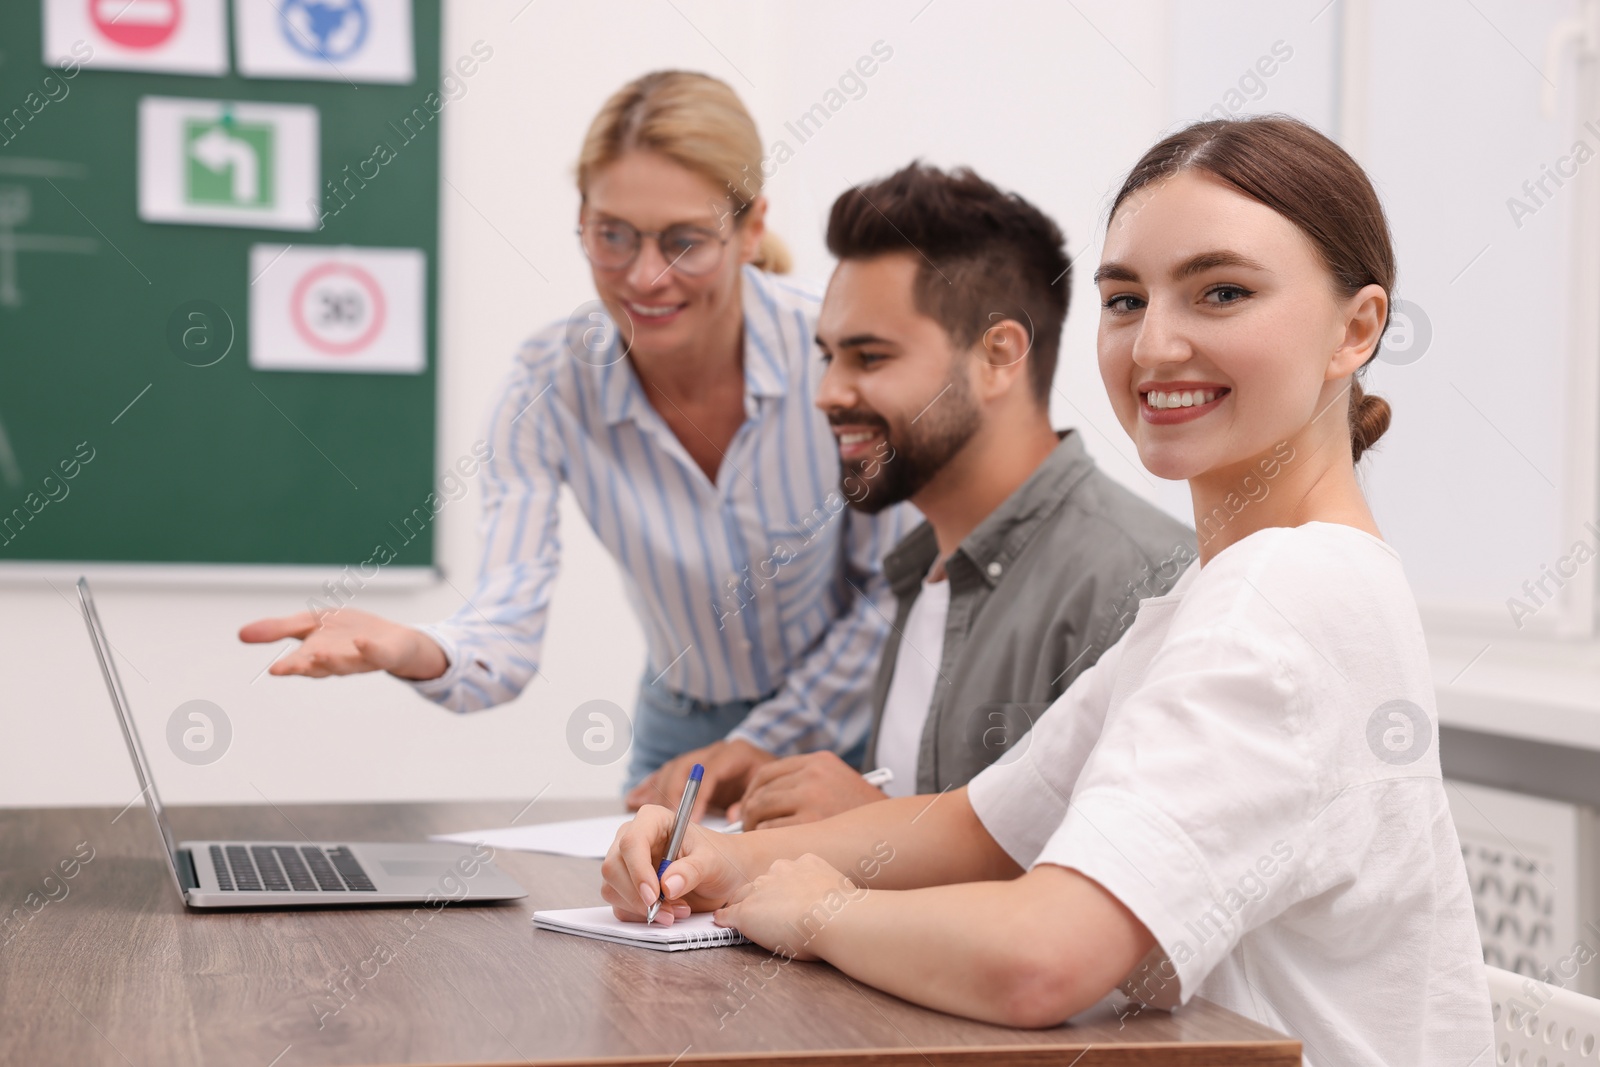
[{"x1": 209, "y1": 844, "x2": 376, "y2": 892}]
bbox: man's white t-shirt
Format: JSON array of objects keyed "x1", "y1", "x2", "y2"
[
  {"x1": 968, "y1": 522, "x2": 1492, "y2": 1066},
  {"x1": 875, "y1": 576, "x2": 950, "y2": 798}
]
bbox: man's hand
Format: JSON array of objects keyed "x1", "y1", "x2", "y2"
[
  {"x1": 734, "y1": 751, "x2": 889, "y2": 830},
  {"x1": 601, "y1": 804, "x2": 756, "y2": 924},
  {"x1": 625, "y1": 739, "x2": 775, "y2": 821},
  {"x1": 238, "y1": 608, "x2": 448, "y2": 681}
]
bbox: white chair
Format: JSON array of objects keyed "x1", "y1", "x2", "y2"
[{"x1": 1487, "y1": 965, "x2": 1600, "y2": 1065}]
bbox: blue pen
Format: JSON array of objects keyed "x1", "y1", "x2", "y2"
[{"x1": 645, "y1": 763, "x2": 702, "y2": 924}]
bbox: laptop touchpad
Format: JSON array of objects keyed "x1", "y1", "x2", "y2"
[{"x1": 380, "y1": 859, "x2": 455, "y2": 878}]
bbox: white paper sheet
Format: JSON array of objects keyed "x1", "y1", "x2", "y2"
[{"x1": 430, "y1": 813, "x2": 734, "y2": 860}]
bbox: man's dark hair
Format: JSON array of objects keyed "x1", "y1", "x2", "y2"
[{"x1": 825, "y1": 162, "x2": 1070, "y2": 405}]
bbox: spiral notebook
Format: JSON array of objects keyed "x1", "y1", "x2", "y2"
[{"x1": 533, "y1": 906, "x2": 748, "y2": 952}]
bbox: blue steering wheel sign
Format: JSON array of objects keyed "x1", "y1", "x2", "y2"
[
  {"x1": 234, "y1": 0, "x2": 414, "y2": 84},
  {"x1": 281, "y1": 0, "x2": 370, "y2": 61}
]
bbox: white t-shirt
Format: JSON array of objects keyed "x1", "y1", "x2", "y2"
[
  {"x1": 968, "y1": 522, "x2": 1491, "y2": 1066},
  {"x1": 875, "y1": 576, "x2": 950, "y2": 798}
]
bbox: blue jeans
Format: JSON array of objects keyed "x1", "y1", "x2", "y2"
[{"x1": 622, "y1": 676, "x2": 870, "y2": 794}]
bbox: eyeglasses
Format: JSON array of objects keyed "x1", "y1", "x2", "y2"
[{"x1": 576, "y1": 217, "x2": 730, "y2": 277}]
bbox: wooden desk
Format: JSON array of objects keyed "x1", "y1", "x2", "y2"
[{"x1": 0, "y1": 800, "x2": 1300, "y2": 1066}]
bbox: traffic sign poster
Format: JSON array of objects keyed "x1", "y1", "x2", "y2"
[
  {"x1": 249, "y1": 244, "x2": 426, "y2": 374},
  {"x1": 138, "y1": 96, "x2": 319, "y2": 230},
  {"x1": 234, "y1": 0, "x2": 414, "y2": 84},
  {"x1": 43, "y1": 0, "x2": 228, "y2": 76}
]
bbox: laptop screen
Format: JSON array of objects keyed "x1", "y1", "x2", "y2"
[{"x1": 77, "y1": 577, "x2": 188, "y2": 900}]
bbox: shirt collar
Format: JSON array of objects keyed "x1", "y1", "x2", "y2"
[
  {"x1": 738, "y1": 264, "x2": 791, "y2": 402},
  {"x1": 883, "y1": 431, "x2": 1098, "y2": 595},
  {"x1": 952, "y1": 430, "x2": 1095, "y2": 588},
  {"x1": 601, "y1": 265, "x2": 789, "y2": 427},
  {"x1": 883, "y1": 521, "x2": 940, "y2": 601}
]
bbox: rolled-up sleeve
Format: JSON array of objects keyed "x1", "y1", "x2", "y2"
[
  {"x1": 966, "y1": 630, "x2": 1124, "y2": 865},
  {"x1": 1020, "y1": 627, "x2": 1311, "y2": 1009}
]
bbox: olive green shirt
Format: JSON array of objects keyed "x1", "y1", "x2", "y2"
[{"x1": 863, "y1": 431, "x2": 1196, "y2": 793}]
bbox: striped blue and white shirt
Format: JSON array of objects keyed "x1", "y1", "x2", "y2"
[{"x1": 412, "y1": 266, "x2": 913, "y2": 756}]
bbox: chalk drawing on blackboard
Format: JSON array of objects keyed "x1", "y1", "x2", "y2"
[{"x1": 0, "y1": 181, "x2": 98, "y2": 309}]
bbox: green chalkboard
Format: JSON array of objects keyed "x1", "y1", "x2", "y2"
[{"x1": 0, "y1": 1, "x2": 440, "y2": 570}]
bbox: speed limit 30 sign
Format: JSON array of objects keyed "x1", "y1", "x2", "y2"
[
  {"x1": 249, "y1": 245, "x2": 424, "y2": 373},
  {"x1": 290, "y1": 261, "x2": 388, "y2": 355}
]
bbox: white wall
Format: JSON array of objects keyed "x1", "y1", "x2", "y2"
[
  {"x1": 1358, "y1": 0, "x2": 1596, "y2": 634},
  {"x1": 10, "y1": 0, "x2": 1594, "y2": 809},
  {"x1": 0, "y1": 0, "x2": 1176, "y2": 808}
]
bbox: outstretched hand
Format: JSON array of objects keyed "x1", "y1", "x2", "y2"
[{"x1": 238, "y1": 608, "x2": 449, "y2": 680}]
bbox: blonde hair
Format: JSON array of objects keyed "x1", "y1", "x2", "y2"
[{"x1": 577, "y1": 70, "x2": 791, "y2": 274}]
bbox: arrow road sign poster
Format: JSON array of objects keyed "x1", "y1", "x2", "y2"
[
  {"x1": 187, "y1": 120, "x2": 274, "y2": 206},
  {"x1": 249, "y1": 244, "x2": 426, "y2": 373},
  {"x1": 43, "y1": 0, "x2": 229, "y2": 76},
  {"x1": 234, "y1": 0, "x2": 414, "y2": 84},
  {"x1": 137, "y1": 96, "x2": 319, "y2": 229}
]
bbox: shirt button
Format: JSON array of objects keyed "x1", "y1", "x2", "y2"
[{"x1": 986, "y1": 561, "x2": 1003, "y2": 578}]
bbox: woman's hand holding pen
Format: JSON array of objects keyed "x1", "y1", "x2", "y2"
[
  {"x1": 601, "y1": 804, "x2": 755, "y2": 924},
  {"x1": 602, "y1": 778, "x2": 902, "y2": 967},
  {"x1": 601, "y1": 801, "x2": 851, "y2": 961}
]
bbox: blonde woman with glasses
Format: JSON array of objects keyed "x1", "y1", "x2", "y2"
[{"x1": 242, "y1": 71, "x2": 910, "y2": 808}]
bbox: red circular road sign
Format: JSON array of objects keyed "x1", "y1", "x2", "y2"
[
  {"x1": 90, "y1": 0, "x2": 182, "y2": 49},
  {"x1": 290, "y1": 262, "x2": 387, "y2": 356}
]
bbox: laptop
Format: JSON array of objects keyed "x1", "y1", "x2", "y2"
[{"x1": 78, "y1": 577, "x2": 528, "y2": 909}]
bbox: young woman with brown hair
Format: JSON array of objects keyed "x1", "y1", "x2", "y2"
[{"x1": 602, "y1": 115, "x2": 1492, "y2": 1064}]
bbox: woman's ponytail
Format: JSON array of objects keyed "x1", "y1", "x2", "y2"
[
  {"x1": 1348, "y1": 378, "x2": 1392, "y2": 462},
  {"x1": 752, "y1": 231, "x2": 791, "y2": 274}
]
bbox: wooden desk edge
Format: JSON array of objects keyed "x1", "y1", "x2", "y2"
[{"x1": 370, "y1": 1038, "x2": 1304, "y2": 1067}]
